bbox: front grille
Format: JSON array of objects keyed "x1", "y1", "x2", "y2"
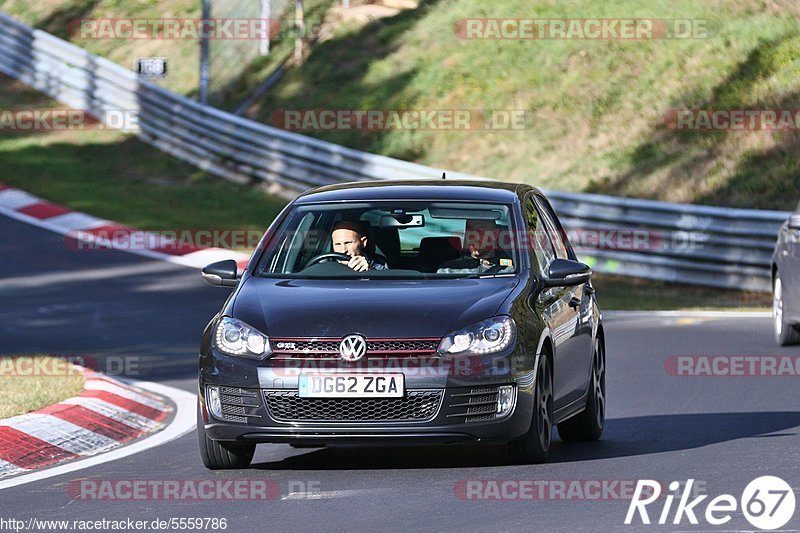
[
  {"x1": 273, "y1": 340, "x2": 339, "y2": 353},
  {"x1": 263, "y1": 389, "x2": 443, "y2": 422},
  {"x1": 270, "y1": 338, "x2": 440, "y2": 359},
  {"x1": 368, "y1": 340, "x2": 440, "y2": 352},
  {"x1": 214, "y1": 386, "x2": 261, "y2": 424},
  {"x1": 447, "y1": 386, "x2": 500, "y2": 423}
]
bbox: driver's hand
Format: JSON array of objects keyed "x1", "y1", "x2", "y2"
[{"x1": 347, "y1": 255, "x2": 370, "y2": 272}]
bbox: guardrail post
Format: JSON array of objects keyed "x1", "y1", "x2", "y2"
[
  {"x1": 294, "y1": 0, "x2": 305, "y2": 63},
  {"x1": 199, "y1": 0, "x2": 211, "y2": 104},
  {"x1": 260, "y1": 0, "x2": 271, "y2": 56}
]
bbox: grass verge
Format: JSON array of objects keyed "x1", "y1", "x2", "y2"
[
  {"x1": 0, "y1": 356, "x2": 85, "y2": 419},
  {"x1": 593, "y1": 273, "x2": 771, "y2": 311},
  {"x1": 0, "y1": 74, "x2": 287, "y2": 237}
]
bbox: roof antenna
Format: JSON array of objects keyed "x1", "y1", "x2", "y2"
[{"x1": 441, "y1": 172, "x2": 446, "y2": 180}]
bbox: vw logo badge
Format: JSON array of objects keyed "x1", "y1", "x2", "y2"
[{"x1": 339, "y1": 334, "x2": 367, "y2": 362}]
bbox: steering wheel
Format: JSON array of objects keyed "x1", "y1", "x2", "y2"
[{"x1": 305, "y1": 252, "x2": 351, "y2": 268}]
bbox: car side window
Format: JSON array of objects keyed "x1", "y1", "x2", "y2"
[
  {"x1": 525, "y1": 196, "x2": 556, "y2": 274},
  {"x1": 534, "y1": 196, "x2": 569, "y2": 260}
]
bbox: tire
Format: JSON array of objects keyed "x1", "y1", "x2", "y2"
[
  {"x1": 506, "y1": 354, "x2": 553, "y2": 464},
  {"x1": 197, "y1": 404, "x2": 256, "y2": 470},
  {"x1": 558, "y1": 337, "x2": 605, "y2": 442},
  {"x1": 774, "y1": 273, "x2": 800, "y2": 346}
]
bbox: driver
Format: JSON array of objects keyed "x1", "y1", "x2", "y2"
[{"x1": 331, "y1": 220, "x2": 388, "y2": 272}]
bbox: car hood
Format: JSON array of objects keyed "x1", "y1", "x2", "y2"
[{"x1": 231, "y1": 276, "x2": 520, "y2": 338}]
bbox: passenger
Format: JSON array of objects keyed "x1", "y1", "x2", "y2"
[{"x1": 437, "y1": 219, "x2": 512, "y2": 275}]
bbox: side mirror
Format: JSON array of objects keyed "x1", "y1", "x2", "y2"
[
  {"x1": 544, "y1": 258, "x2": 592, "y2": 287},
  {"x1": 788, "y1": 214, "x2": 800, "y2": 230},
  {"x1": 202, "y1": 260, "x2": 239, "y2": 288}
]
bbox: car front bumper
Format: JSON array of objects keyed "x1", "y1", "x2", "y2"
[{"x1": 199, "y1": 347, "x2": 537, "y2": 446}]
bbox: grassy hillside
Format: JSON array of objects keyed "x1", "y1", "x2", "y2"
[
  {"x1": 249, "y1": 0, "x2": 800, "y2": 210},
  {"x1": 0, "y1": 0, "x2": 334, "y2": 107},
  {"x1": 1, "y1": 0, "x2": 202, "y2": 95},
  {"x1": 2, "y1": 0, "x2": 797, "y2": 211}
]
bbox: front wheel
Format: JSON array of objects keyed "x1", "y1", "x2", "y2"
[
  {"x1": 774, "y1": 273, "x2": 800, "y2": 346},
  {"x1": 506, "y1": 354, "x2": 552, "y2": 464},
  {"x1": 197, "y1": 404, "x2": 256, "y2": 470},
  {"x1": 558, "y1": 337, "x2": 605, "y2": 441}
]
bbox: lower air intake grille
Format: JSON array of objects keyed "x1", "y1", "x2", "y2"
[
  {"x1": 447, "y1": 386, "x2": 500, "y2": 423},
  {"x1": 263, "y1": 389, "x2": 442, "y2": 422},
  {"x1": 215, "y1": 387, "x2": 261, "y2": 423}
]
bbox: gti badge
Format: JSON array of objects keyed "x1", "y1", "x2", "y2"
[
  {"x1": 275, "y1": 342, "x2": 296, "y2": 350},
  {"x1": 339, "y1": 334, "x2": 367, "y2": 362}
]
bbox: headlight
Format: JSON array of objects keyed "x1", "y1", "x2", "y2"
[
  {"x1": 438, "y1": 316, "x2": 516, "y2": 356},
  {"x1": 214, "y1": 317, "x2": 271, "y2": 359}
]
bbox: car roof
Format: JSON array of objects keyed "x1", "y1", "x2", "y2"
[{"x1": 295, "y1": 179, "x2": 538, "y2": 204}]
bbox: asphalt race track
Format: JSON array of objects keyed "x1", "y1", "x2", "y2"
[{"x1": 1, "y1": 213, "x2": 798, "y2": 532}]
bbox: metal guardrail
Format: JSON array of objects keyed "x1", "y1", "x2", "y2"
[{"x1": 0, "y1": 12, "x2": 789, "y2": 292}]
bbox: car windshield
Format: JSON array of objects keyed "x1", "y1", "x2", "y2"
[{"x1": 254, "y1": 200, "x2": 519, "y2": 279}]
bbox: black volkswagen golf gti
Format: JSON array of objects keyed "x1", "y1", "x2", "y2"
[{"x1": 197, "y1": 180, "x2": 606, "y2": 468}]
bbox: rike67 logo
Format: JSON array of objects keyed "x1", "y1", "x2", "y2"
[{"x1": 625, "y1": 476, "x2": 796, "y2": 530}]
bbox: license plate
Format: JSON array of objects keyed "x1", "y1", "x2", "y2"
[{"x1": 298, "y1": 373, "x2": 404, "y2": 398}]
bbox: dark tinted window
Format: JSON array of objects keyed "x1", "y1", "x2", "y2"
[
  {"x1": 255, "y1": 200, "x2": 518, "y2": 278},
  {"x1": 534, "y1": 196, "x2": 569, "y2": 260},
  {"x1": 525, "y1": 197, "x2": 556, "y2": 274}
]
